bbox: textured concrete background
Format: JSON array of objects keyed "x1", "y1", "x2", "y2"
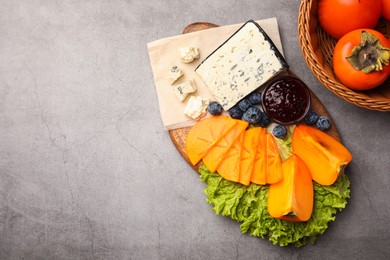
[{"x1": 0, "y1": 0, "x2": 389, "y2": 259}]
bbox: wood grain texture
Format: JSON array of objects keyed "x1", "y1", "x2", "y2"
[
  {"x1": 181, "y1": 22, "x2": 219, "y2": 34},
  {"x1": 169, "y1": 22, "x2": 341, "y2": 173}
]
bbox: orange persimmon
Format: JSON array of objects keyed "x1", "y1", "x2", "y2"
[
  {"x1": 217, "y1": 132, "x2": 245, "y2": 182},
  {"x1": 251, "y1": 130, "x2": 283, "y2": 185},
  {"x1": 333, "y1": 29, "x2": 390, "y2": 90},
  {"x1": 186, "y1": 116, "x2": 237, "y2": 165},
  {"x1": 238, "y1": 127, "x2": 262, "y2": 186},
  {"x1": 268, "y1": 154, "x2": 314, "y2": 222},
  {"x1": 203, "y1": 120, "x2": 248, "y2": 172},
  {"x1": 292, "y1": 125, "x2": 352, "y2": 186},
  {"x1": 265, "y1": 133, "x2": 283, "y2": 184},
  {"x1": 251, "y1": 128, "x2": 267, "y2": 185},
  {"x1": 318, "y1": 0, "x2": 381, "y2": 39}
]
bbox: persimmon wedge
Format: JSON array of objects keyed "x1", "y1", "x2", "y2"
[
  {"x1": 217, "y1": 132, "x2": 245, "y2": 182},
  {"x1": 186, "y1": 116, "x2": 237, "y2": 166},
  {"x1": 251, "y1": 127, "x2": 267, "y2": 185},
  {"x1": 239, "y1": 127, "x2": 262, "y2": 186},
  {"x1": 292, "y1": 125, "x2": 352, "y2": 186},
  {"x1": 268, "y1": 154, "x2": 313, "y2": 222},
  {"x1": 266, "y1": 133, "x2": 283, "y2": 184},
  {"x1": 251, "y1": 131, "x2": 283, "y2": 185},
  {"x1": 202, "y1": 120, "x2": 248, "y2": 172}
]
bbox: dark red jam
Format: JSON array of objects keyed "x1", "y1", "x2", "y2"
[{"x1": 262, "y1": 76, "x2": 311, "y2": 125}]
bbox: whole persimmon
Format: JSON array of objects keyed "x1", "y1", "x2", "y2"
[
  {"x1": 382, "y1": 0, "x2": 390, "y2": 21},
  {"x1": 333, "y1": 29, "x2": 390, "y2": 90},
  {"x1": 318, "y1": 0, "x2": 382, "y2": 39}
]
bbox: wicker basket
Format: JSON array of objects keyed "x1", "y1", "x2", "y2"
[{"x1": 298, "y1": 0, "x2": 390, "y2": 112}]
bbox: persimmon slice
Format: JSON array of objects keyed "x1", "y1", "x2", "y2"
[
  {"x1": 217, "y1": 132, "x2": 245, "y2": 182},
  {"x1": 251, "y1": 127, "x2": 267, "y2": 185},
  {"x1": 266, "y1": 133, "x2": 283, "y2": 184},
  {"x1": 203, "y1": 120, "x2": 248, "y2": 172},
  {"x1": 292, "y1": 125, "x2": 352, "y2": 186},
  {"x1": 186, "y1": 116, "x2": 237, "y2": 166},
  {"x1": 268, "y1": 154, "x2": 313, "y2": 222},
  {"x1": 239, "y1": 127, "x2": 262, "y2": 186}
]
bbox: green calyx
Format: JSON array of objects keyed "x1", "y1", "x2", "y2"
[{"x1": 346, "y1": 31, "x2": 390, "y2": 74}]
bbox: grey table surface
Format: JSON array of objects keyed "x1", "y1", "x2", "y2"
[{"x1": 1, "y1": 0, "x2": 390, "y2": 259}]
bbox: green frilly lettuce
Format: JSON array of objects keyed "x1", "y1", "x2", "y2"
[
  {"x1": 199, "y1": 125, "x2": 350, "y2": 247},
  {"x1": 200, "y1": 164, "x2": 350, "y2": 247}
]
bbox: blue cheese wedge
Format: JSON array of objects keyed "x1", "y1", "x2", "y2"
[
  {"x1": 179, "y1": 47, "x2": 200, "y2": 63},
  {"x1": 167, "y1": 65, "x2": 184, "y2": 84},
  {"x1": 195, "y1": 20, "x2": 288, "y2": 110},
  {"x1": 172, "y1": 80, "x2": 197, "y2": 102},
  {"x1": 184, "y1": 95, "x2": 209, "y2": 120}
]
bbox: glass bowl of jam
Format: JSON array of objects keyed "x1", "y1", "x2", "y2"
[{"x1": 262, "y1": 75, "x2": 311, "y2": 125}]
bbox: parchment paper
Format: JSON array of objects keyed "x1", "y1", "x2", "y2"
[{"x1": 147, "y1": 18, "x2": 285, "y2": 130}]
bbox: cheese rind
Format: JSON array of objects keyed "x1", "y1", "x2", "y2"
[
  {"x1": 195, "y1": 20, "x2": 288, "y2": 110},
  {"x1": 179, "y1": 47, "x2": 200, "y2": 63},
  {"x1": 184, "y1": 95, "x2": 209, "y2": 120},
  {"x1": 172, "y1": 80, "x2": 197, "y2": 102}
]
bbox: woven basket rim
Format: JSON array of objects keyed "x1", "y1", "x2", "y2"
[{"x1": 298, "y1": 0, "x2": 390, "y2": 112}]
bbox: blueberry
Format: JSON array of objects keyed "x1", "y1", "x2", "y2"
[
  {"x1": 242, "y1": 106, "x2": 263, "y2": 124},
  {"x1": 256, "y1": 113, "x2": 270, "y2": 127},
  {"x1": 208, "y1": 101, "x2": 223, "y2": 116},
  {"x1": 247, "y1": 92, "x2": 262, "y2": 105},
  {"x1": 304, "y1": 110, "x2": 319, "y2": 125},
  {"x1": 273, "y1": 124, "x2": 287, "y2": 139},
  {"x1": 228, "y1": 105, "x2": 243, "y2": 119},
  {"x1": 316, "y1": 116, "x2": 331, "y2": 131},
  {"x1": 238, "y1": 98, "x2": 252, "y2": 112}
]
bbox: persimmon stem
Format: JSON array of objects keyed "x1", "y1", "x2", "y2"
[{"x1": 346, "y1": 31, "x2": 390, "y2": 74}]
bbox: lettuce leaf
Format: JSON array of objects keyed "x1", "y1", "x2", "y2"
[
  {"x1": 199, "y1": 163, "x2": 350, "y2": 247},
  {"x1": 198, "y1": 125, "x2": 350, "y2": 247}
]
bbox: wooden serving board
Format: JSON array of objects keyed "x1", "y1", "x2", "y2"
[{"x1": 169, "y1": 22, "x2": 341, "y2": 172}]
